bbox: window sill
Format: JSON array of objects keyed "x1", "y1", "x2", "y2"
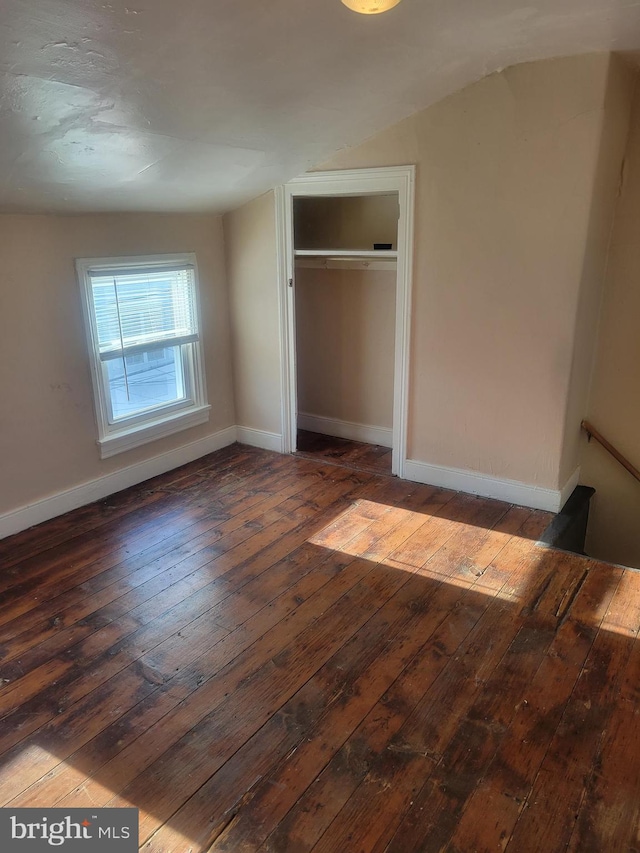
[{"x1": 98, "y1": 405, "x2": 211, "y2": 459}]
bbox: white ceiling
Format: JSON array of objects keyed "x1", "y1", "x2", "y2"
[{"x1": 2, "y1": 0, "x2": 640, "y2": 214}]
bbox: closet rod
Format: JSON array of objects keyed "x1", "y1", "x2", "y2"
[{"x1": 295, "y1": 257, "x2": 397, "y2": 271}]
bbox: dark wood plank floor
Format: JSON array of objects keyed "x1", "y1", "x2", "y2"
[
  {"x1": 295, "y1": 429, "x2": 393, "y2": 476},
  {"x1": 0, "y1": 443, "x2": 638, "y2": 852}
]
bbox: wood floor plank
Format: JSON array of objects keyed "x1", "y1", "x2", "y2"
[
  {"x1": 139, "y1": 569, "x2": 438, "y2": 848},
  {"x1": 0, "y1": 451, "x2": 318, "y2": 621},
  {"x1": 0, "y1": 461, "x2": 287, "y2": 627},
  {"x1": 0, "y1": 488, "x2": 375, "y2": 761},
  {"x1": 2, "y1": 550, "x2": 367, "y2": 807},
  {"x1": 160, "y1": 514, "x2": 540, "y2": 853},
  {"x1": 307, "y1": 602, "x2": 523, "y2": 853},
  {"x1": 207, "y1": 587, "x2": 489, "y2": 850},
  {"x1": 267, "y1": 530, "x2": 573, "y2": 853},
  {"x1": 49, "y1": 555, "x2": 379, "y2": 812},
  {"x1": 377, "y1": 581, "x2": 572, "y2": 850},
  {"x1": 0, "y1": 444, "x2": 254, "y2": 570},
  {"x1": 295, "y1": 430, "x2": 392, "y2": 476},
  {"x1": 0, "y1": 463, "x2": 364, "y2": 681},
  {"x1": 0, "y1": 441, "x2": 638, "y2": 853},
  {"x1": 446, "y1": 558, "x2": 624, "y2": 853},
  {"x1": 503, "y1": 564, "x2": 640, "y2": 853},
  {"x1": 0, "y1": 448, "x2": 256, "y2": 578},
  {"x1": 250, "y1": 512, "x2": 544, "y2": 853},
  {"x1": 103, "y1": 566, "x2": 406, "y2": 840},
  {"x1": 5, "y1": 546, "x2": 358, "y2": 809},
  {"x1": 566, "y1": 579, "x2": 640, "y2": 853}
]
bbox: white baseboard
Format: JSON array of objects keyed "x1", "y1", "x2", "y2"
[
  {"x1": 0, "y1": 423, "x2": 580, "y2": 542},
  {"x1": 403, "y1": 459, "x2": 579, "y2": 513},
  {"x1": 559, "y1": 466, "x2": 581, "y2": 510},
  {"x1": 297, "y1": 413, "x2": 393, "y2": 448},
  {"x1": 236, "y1": 427, "x2": 284, "y2": 453},
  {"x1": 0, "y1": 426, "x2": 238, "y2": 541}
]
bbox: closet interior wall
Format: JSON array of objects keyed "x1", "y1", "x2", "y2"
[{"x1": 293, "y1": 195, "x2": 398, "y2": 443}]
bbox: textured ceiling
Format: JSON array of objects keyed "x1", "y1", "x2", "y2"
[{"x1": 2, "y1": 0, "x2": 640, "y2": 213}]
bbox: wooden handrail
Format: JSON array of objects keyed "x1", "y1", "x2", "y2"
[{"x1": 581, "y1": 420, "x2": 640, "y2": 484}]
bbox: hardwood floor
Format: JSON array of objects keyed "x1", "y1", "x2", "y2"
[
  {"x1": 295, "y1": 429, "x2": 393, "y2": 476},
  {"x1": 0, "y1": 443, "x2": 638, "y2": 852}
]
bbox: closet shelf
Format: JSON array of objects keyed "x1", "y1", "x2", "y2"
[
  {"x1": 294, "y1": 249, "x2": 398, "y2": 259},
  {"x1": 294, "y1": 249, "x2": 397, "y2": 271}
]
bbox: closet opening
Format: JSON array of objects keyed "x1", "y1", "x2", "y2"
[
  {"x1": 277, "y1": 166, "x2": 415, "y2": 479},
  {"x1": 293, "y1": 193, "x2": 398, "y2": 476}
]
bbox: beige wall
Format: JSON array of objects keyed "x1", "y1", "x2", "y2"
[
  {"x1": 294, "y1": 195, "x2": 398, "y2": 251},
  {"x1": 581, "y1": 73, "x2": 640, "y2": 567},
  {"x1": 558, "y1": 56, "x2": 636, "y2": 485},
  {"x1": 318, "y1": 53, "x2": 629, "y2": 490},
  {"x1": 0, "y1": 213, "x2": 234, "y2": 516},
  {"x1": 295, "y1": 267, "x2": 395, "y2": 428},
  {"x1": 8, "y1": 53, "x2": 636, "y2": 531},
  {"x1": 224, "y1": 191, "x2": 282, "y2": 434}
]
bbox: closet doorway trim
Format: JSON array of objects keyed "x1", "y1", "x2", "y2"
[{"x1": 276, "y1": 166, "x2": 415, "y2": 478}]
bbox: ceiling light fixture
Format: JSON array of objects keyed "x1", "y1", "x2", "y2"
[{"x1": 341, "y1": 0, "x2": 402, "y2": 14}]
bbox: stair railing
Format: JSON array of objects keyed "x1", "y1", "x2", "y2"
[{"x1": 581, "y1": 420, "x2": 640, "y2": 484}]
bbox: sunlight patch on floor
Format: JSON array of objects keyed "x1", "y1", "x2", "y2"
[
  {"x1": 306, "y1": 499, "x2": 539, "y2": 604},
  {"x1": 0, "y1": 743, "x2": 123, "y2": 811}
]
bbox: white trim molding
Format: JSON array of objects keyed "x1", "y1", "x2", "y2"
[
  {"x1": 559, "y1": 467, "x2": 581, "y2": 510},
  {"x1": 403, "y1": 459, "x2": 579, "y2": 513},
  {"x1": 277, "y1": 166, "x2": 415, "y2": 478},
  {"x1": 236, "y1": 427, "x2": 284, "y2": 453},
  {"x1": 99, "y1": 405, "x2": 211, "y2": 458},
  {"x1": 297, "y1": 413, "x2": 393, "y2": 448},
  {"x1": 274, "y1": 185, "x2": 293, "y2": 462},
  {"x1": 0, "y1": 426, "x2": 237, "y2": 541},
  {"x1": 0, "y1": 424, "x2": 285, "y2": 541},
  {"x1": 0, "y1": 433, "x2": 579, "y2": 542},
  {"x1": 76, "y1": 253, "x2": 210, "y2": 458}
]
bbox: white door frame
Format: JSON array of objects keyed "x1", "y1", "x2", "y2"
[{"x1": 275, "y1": 166, "x2": 415, "y2": 478}]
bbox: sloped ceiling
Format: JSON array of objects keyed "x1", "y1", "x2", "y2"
[{"x1": 2, "y1": 0, "x2": 640, "y2": 213}]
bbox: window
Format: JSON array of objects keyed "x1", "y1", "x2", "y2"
[{"x1": 77, "y1": 253, "x2": 209, "y2": 458}]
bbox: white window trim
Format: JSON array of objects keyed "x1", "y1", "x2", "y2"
[{"x1": 76, "y1": 253, "x2": 210, "y2": 459}]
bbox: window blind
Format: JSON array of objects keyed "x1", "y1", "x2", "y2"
[{"x1": 88, "y1": 265, "x2": 198, "y2": 362}]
